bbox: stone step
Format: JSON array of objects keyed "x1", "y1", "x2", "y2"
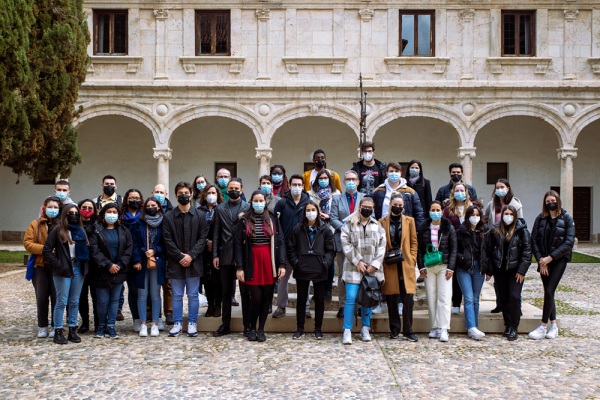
[{"x1": 278, "y1": 293, "x2": 429, "y2": 311}]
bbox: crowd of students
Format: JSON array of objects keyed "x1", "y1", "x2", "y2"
[{"x1": 23, "y1": 141, "x2": 575, "y2": 345}]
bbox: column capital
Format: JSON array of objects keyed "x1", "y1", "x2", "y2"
[
  {"x1": 564, "y1": 10, "x2": 579, "y2": 20},
  {"x1": 153, "y1": 148, "x2": 172, "y2": 161},
  {"x1": 457, "y1": 147, "x2": 476, "y2": 159},
  {"x1": 359, "y1": 9, "x2": 374, "y2": 21},
  {"x1": 460, "y1": 9, "x2": 475, "y2": 21},
  {"x1": 154, "y1": 9, "x2": 169, "y2": 19},
  {"x1": 256, "y1": 9, "x2": 270, "y2": 19},
  {"x1": 557, "y1": 148, "x2": 578, "y2": 160},
  {"x1": 255, "y1": 148, "x2": 273, "y2": 161}
]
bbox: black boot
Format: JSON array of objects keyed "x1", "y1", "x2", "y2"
[
  {"x1": 503, "y1": 326, "x2": 510, "y2": 337},
  {"x1": 77, "y1": 323, "x2": 89, "y2": 334},
  {"x1": 53, "y1": 328, "x2": 68, "y2": 345},
  {"x1": 68, "y1": 327, "x2": 81, "y2": 343},
  {"x1": 205, "y1": 305, "x2": 215, "y2": 318},
  {"x1": 507, "y1": 327, "x2": 518, "y2": 341}
]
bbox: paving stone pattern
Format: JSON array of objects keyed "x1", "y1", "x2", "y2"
[{"x1": 1, "y1": 264, "x2": 599, "y2": 398}]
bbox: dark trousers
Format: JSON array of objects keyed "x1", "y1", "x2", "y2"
[
  {"x1": 203, "y1": 263, "x2": 222, "y2": 308},
  {"x1": 248, "y1": 284, "x2": 275, "y2": 331},
  {"x1": 387, "y1": 275, "x2": 414, "y2": 335},
  {"x1": 79, "y1": 281, "x2": 99, "y2": 328},
  {"x1": 220, "y1": 265, "x2": 250, "y2": 328},
  {"x1": 32, "y1": 266, "x2": 56, "y2": 328},
  {"x1": 541, "y1": 258, "x2": 568, "y2": 323},
  {"x1": 297, "y1": 279, "x2": 326, "y2": 330},
  {"x1": 327, "y1": 262, "x2": 335, "y2": 290},
  {"x1": 452, "y1": 272, "x2": 462, "y2": 308},
  {"x1": 162, "y1": 279, "x2": 173, "y2": 315},
  {"x1": 495, "y1": 268, "x2": 524, "y2": 328}
]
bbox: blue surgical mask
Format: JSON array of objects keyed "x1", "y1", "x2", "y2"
[
  {"x1": 345, "y1": 181, "x2": 357, "y2": 192},
  {"x1": 454, "y1": 192, "x2": 467, "y2": 201},
  {"x1": 430, "y1": 211, "x2": 442, "y2": 221},
  {"x1": 45, "y1": 208, "x2": 59, "y2": 219},
  {"x1": 388, "y1": 172, "x2": 401, "y2": 182},
  {"x1": 409, "y1": 168, "x2": 420, "y2": 177},
  {"x1": 55, "y1": 191, "x2": 68, "y2": 201},
  {"x1": 218, "y1": 178, "x2": 230, "y2": 188},
  {"x1": 272, "y1": 174, "x2": 283, "y2": 183},
  {"x1": 252, "y1": 202, "x2": 266, "y2": 212},
  {"x1": 261, "y1": 184, "x2": 272, "y2": 195},
  {"x1": 318, "y1": 179, "x2": 329, "y2": 188},
  {"x1": 154, "y1": 193, "x2": 165, "y2": 204},
  {"x1": 495, "y1": 188, "x2": 508, "y2": 198},
  {"x1": 196, "y1": 183, "x2": 206, "y2": 191},
  {"x1": 105, "y1": 213, "x2": 119, "y2": 224}
]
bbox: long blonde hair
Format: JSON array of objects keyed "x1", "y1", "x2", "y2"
[
  {"x1": 446, "y1": 183, "x2": 472, "y2": 218},
  {"x1": 348, "y1": 197, "x2": 375, "y2": 226}
]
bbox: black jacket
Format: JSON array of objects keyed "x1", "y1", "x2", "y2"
[
  {"x1": 212, "y1": 200, "x2": 250, "y2": 266},
  {"x1": 88, "y1": 223, "x2": 133, "y2": 288},
  {"x1": 531, "y1": 209, "x2": 575, "y2": 263},
  {"x1": 95, "y1": 194, "x2": 123, "y2": 209},
  {"x1": 42, "y1": 228, "x2": 89, "y2": 278},
  {"x1": 287, "y1": 222, "x2": 336, "y2": 282},
  {"x1": 233, "y1": 214, "x2": 287, "y2": 282},
  {"x1": 274, "y1": 191, "x2": 310, "y2": 242},
  {"x1": 351, "y1": 159, "x2": 387, "y2": 195},
  {"x1": 407, "y1": 177, "x2": 433, "y2": 216},
  {"x1": 456, "y1": 221, "x2": 490, "y2": 272},
  {"x1": 484, "y1": 218, "x2": 532, "y2": 276},
  {"x1": 417, "y1": 218, "x2": 457, "y2": 271},
  {"x1": 161, "y1": 198, "x2": 174, "y2": 213},
  {"x1": 435, "y1": 180, "x2": 478, "y2": 203},
  {"x1": 163, "y1": 206, "x2": 208, "y2": 279}
]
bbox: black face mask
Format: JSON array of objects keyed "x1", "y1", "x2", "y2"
[
  {"x1": 228, "y1": 190, "x2": 241, "y2": 200},
  {"x1": 315, "y1": 159, "x2": 325, "y2": 169},
  {"x1": 128, "y1": 200, "x2": 141, "y2": 210},
  {"x1": 146, "y1": 207, "x2": 158, "y2": 216},
  {"x1": 360, "y1": 208, "x2": 373, "y2": 218},
  {"x1": 451, "y1": 174, "x2": 462, "y2": 183},
  {"x1": 103, "y1": 185, "x2": 116, "y2": 196},
  {"x1": 67, "y1": 214, "x2": 79, "y2": 225},
  {"x1": 177, "y1": 194, "x2": 190, "y2": 206},
  {"x1": 547, "y1": 202, "x2": 558, "y2": 211},
  {"x1": 391, "y1": 206, "x2": 403, "y2": 215}
]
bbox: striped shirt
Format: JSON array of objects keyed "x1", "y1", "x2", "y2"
[
  {"x1": 430, "y1": 223, "x2": 440, "y2": 250},
  {"x1": 251, "y1": 214, "x2": 271, "y2": 245}
]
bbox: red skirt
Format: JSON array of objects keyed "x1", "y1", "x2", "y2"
[{"x1": 246, "y1": 244, "x2": 277, "y2": 286}]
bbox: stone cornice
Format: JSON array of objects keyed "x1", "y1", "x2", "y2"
[
  {"x1": 179, "y1": 56, "x2": 246, "y2": 74},
  {"x1": 384, "y1": 57, "x2": 450, "y2": 74},
  {"x1": 88, "y1": 56, "x2": 144, "y2": 74},
  {"x1": 281, "y1": 57, "x2": 348, "y2": 74},
  {"x1": 486, "y1": 57, "x2": 553, "y2": 75}
]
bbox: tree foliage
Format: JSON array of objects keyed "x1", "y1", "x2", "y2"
[{"x1": 0, "y1": 0, "x2": 90, "y2": 180}]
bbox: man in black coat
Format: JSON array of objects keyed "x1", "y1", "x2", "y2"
[{"x1": 435, "y1": 163, "x2": 478, "y2": 203}]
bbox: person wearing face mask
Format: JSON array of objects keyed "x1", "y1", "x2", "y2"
[
  {"x1": 270, "y1": 165, "x2": 289, "y2": 197},
  {"x1": 53, "y1": 180, "x2": 76, "y2": 206},
  {"x1": 259, "y1": 175, "x2": 281, "y2": 213},
  {"x1": 351, "y1": 141, "x2": 388, "y2": 195},
  {"x1": 379, "y1": 193, "x2": 419, "y2": 342},
  {"x1": 162, "y1": 182, "x2": 208, "y2": 337},
  {"x1": 152, "y1": 184, "x2": 174, "y2": 214},
  {"x1": 456, "y1": 206, "x2": 489, "y2": 340},
  {"x1": 484, "y1": 205, "x2": 531, "y2": 341},
  {"x1": 340, "y1": 196, "x2": 386, "y2": 345},
  {"x1": 94, "y1": 175, "x2": 123, "y2": 209},
  {"x1": 435, "y1": 163, "x2": 478, "y2": 203},
  {"x1": 528, "y1": 191, "x2": 575, "y2": 340},
  {"x1": 272, "y1": 175, "x2": 311, "y2": 319},
  {"x1": 417, "y1": 201, "x2": 457, "y2": 343},
  {"x1": 405, "y1": 160, "x2": 432, "y2": 215},
  {"x1": 88, "y1": 204, "x2": 133, "y2": 339},
  {"x1": 212, "y1": 178, "x2": 251, "y2": 336},
  {"x1": 191, "y1": 175, "x2": 210, "y2": 208},
  {"x1": 76, "y1": 199, "x2": 99, "y2": 334},
  {"x1": 151, "y1": 183, "x2": 174, "y2": 325},
  {"x1": 132, "y1": 197, "x2": 167, "y2": 337},
  {"x1": 330, "y1": 170, "x2": 365, "y2": 318},
  {"x1": 287, "y1": 201, "x2": 336, "y2": 340},
  {"x1": 234, "y1": 191, "x2": 287, "y2": 342},
  {"x1": 42, "y1": 205, "x2": 90, "y2": 344},
  {"x1": 215, "y1": 168, "x2": 247, "y2": 202},
  {"x1": 197, "y1": 185, "x2": 225, "y2": 318},
  {"x1": 25, "y1": 196, "x2": 63, "y2": 339},
  {"x1": 302, "y1": 149, "x2": 342, "y2": 192}
]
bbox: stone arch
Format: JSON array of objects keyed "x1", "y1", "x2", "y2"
[{"x1": 571, "y1": 104, "x2": 600, "y2": 146}]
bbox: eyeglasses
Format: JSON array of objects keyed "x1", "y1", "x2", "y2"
[
  {"x1": 129, "y1": 197, "x2": 141, "y2": 201},
  {"x1": 80, "y1": 206, "x2": 94, "y2": 211}
]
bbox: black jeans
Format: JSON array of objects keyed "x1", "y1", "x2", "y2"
[
  {"x1": 452, "y1": 272, "x2": 462, "y2": 308},
  {"x1": 541, "y1": 258, "x2": 568, "y2": 323},
  {"x1": 297, "y1": 279, "x2": 326, "y2": 330},
  {"x1": 248, "y1": 283, "x2": 275, "y2": 332},
  {"x1": 32, "y1": 266, "x2": 56, "y2": 328},
  {"x1": 79, "y1": 280, "x2": 99, "y2": 328},
  {"x1": 203, "y1": 262, "x2": 222, "y2": 308},
  {"x1": 220, "y1": 265, "x2": 250, "y2": 328},
  {"x1": 387, "y1": 266, "x2": 414, "y2": 335},
  {"x1": 495, "y1": 267, "x2": 524, "y2": 328}
]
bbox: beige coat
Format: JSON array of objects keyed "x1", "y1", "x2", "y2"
[
  {"x1": 379, "y1": 214, "x2": 418, "y2": 295},
  {"x1": 23, "y1": 217, "x2": 50, "y2": 267}
]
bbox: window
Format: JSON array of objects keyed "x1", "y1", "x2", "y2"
[
  {"x1": 215, "y1": 162, "x2": 237, "y2": 181},
  {"x1": 304, "y1": 163, "x2": 314, "y2": 172},
  {"x1": 34, "y1": 164, "x2": 55, "y2": 185},
  {"x1": 502, "y1": 11, "x2": 535, "y2": 56},
  {"x1": 93, "y1": 10, "x2": 128, "y2": 55},
  {"x1": 487, "y1": 163, "x2": 508, "y2": 185},
  {"x1": 399, "y1": 11, "x2": 435, "y2": 56},
  {"x1": 196, "y1": 11, "x2": 230, "y2": 56}
]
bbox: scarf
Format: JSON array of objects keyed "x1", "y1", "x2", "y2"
[
  {"x1": 218, "y1": 184, "x2": 229, "y2": 201},
  {"x1": 67, "y1": 224, "x2": 89, "y2": 261},
  {"x1": 317, "y1": 187, "x2": 332, "y2": 214},
  {"x1": 408, "y1": 175, "x2": 420, "y2": 187},
  {"x1": 145, "y1": 214, "x2": 163, "y2": 228},
  {"x1": 122, "y1": 210, "x2": 140, "y2": 226}
]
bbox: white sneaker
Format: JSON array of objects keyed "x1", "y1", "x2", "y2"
[
  {"x1": 150, "y1": 324, "x2": 159, "y2": 337},
  {"x1": 139, "y1": 324, "x2": 148, "y2": 337},
  {"x1": 48, "y1": 327, "x2": 55, "y2": 338},
  {"x1": 452, "y1": 307, "x2": 460, "y2": 315},
  {"x1": 468, "y1": 327, "x2": 485, "y2": 340},
  {"x1": 360, "y1": 326, "x2": 372, "y2": 342},
  {"x1": 380, "y1": 303, "x2": 389, "y2": 314},
  {"x1": 157, "y1": 319, "x2": 165, "y2": 331},
  {"x1": 37, "y1": 327, "x2": 48, "y2": 338},
  {"x1": 545, "y1": 324, "x2": 559, "y2": 339},
  {"x1": 343, "y1": 329, "x2": 352, "y2": 345},
  {"x1": 428, "y1": 329, "x2": 440, "y2": 338},
  {"x1": 439, "y1": 329, "x2": 449, "y2": 342},
  {"x1": 372, "y1": 304, "x2": 382, "y2": 314},
  {"x1": 528, "y1": 324, "x2": 547, "y2": 340},
  {"x1": 187, "y1": 322, "x2": 198, "y2": 337},
  {"x1": 398, "y1": 303, "x2": 403, "y2": 316},
  {"x1": 169, "y1": 322, "x2": 182, "y2": 337},
  {"x1": 133, "y1": 319, "x2": 141, "y2": 332}
]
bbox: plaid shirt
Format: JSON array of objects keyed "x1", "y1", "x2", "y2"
[{"x1": 340, "y1": 217, "x2": 386, "y2": 285}]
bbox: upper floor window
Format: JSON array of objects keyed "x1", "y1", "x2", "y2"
[
  {"x1": 502, "y1": 11, "x2": 535, "y2": 56},
  {"x1": 196, "y1": 11, "x2": 230, "y2": 56},
  {"x1": 400, "y1": 11, "x2": 435, "y2": 56},
  {"x1": 93, "y1": 10, "x2": 128, "y2": 55}
]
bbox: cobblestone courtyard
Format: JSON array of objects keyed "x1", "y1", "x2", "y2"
[{"x1": 1, "y1": 264, "x2": 599, "y2": 399}]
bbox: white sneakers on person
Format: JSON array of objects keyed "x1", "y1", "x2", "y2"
[
  {"x1": 545, "y1": 323, "x2": 559, "y2": 339},
  {"x1": 398, "y1": 303, "x2": 403, "y2": 316},
  {"x1": 150, "y1": 324, "x2": 160, "y2": 337},
  {"x1": 468, "y1": 327, "x2": 485, "y2": 340},
  {"x1": 528, "y1": 324, "x2": 547, "y2": 340},
  {"x1": 439, "y1": 329, "x2": 449, "y2": 342},
  {"x1": 428, "y1": 328, "x2": 440, "y2": 339},
  {"x1": 187, "y1": 322, "x2": 198, "y2": 337},
  {"x1": 343, "y1": 329, "x2": 352, "y2": 345},
  {"x1": 48, "y1": 327, "x2": 55, "y2": 338},
  {"x1": 169, "y1": 322, "x2": 182, "y2": 337},
  {"x1": 372, "y1": 304, "x2": 383, "y2": 314},
  {"x1": 360, "y1": 326, "x2": 372, "y2": 342},
  {"x1": 157, "y1": 319, "x2": 165, "y2": 331},
  {"x1": 452, "y1": 307, "x2": 460, "y2": 315},
  {"x1": 133, "y1": 319, "x2": 141, "y2": 332},
  {"x1": 139, "y1": 324, "x2": 148, "y2": 337},
  {"x1": 38, "y1": 327, "x2": 48, "y2": 338}
]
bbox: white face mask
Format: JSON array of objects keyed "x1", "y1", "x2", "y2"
[
  {"x1": 363, "y1": 152, "x2": 374, "y2": 162},
  {"x1": 207, "y1": 194, "x2": 217, "y2": 204},
  {"x1": 291, "y1": 186, "x2": 302, "y2": 196},
  {"x1": 469, "y1": 216, "x2": 480, "y2": 226},
  {"x1": 503, "y1": 215, "x2": 514, "y2": 225},
  {"x1": 306, "y1": 211, "x2": 318, "y2": 221}
]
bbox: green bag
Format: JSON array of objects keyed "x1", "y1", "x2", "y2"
[{"x1": 424, "y1": 244, "x2": 444, "y2": 267}]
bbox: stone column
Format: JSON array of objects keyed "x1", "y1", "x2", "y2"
[
  {"x1": 457, "y1": 147, "x2": 477, "y2": 185},
  {"x1": 256, "y1": 9, "x2": 271, "y2": 80},
  {"x1": 256, "y1": 148, "x2": 273, "y2": 179},
  {"x1": 563, "y1": 10, "x2": 579, "y2": 81},
  {"x1": 359, "y1": 9, "x2": 374, "y2": 79},
  {"x1": 460, "y1": 9, "x2": 475, "y2": 80},
  {"x1": 154, "y1": 148, "x2": 172, "y2": 193},
  {"x1": 154, "y1": 9, "x2": 169, "y2": 80},
  {"x1": 558, "y1": 148, "x2": 578, "y2": 216}
]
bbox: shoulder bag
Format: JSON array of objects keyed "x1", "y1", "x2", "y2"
[
  {"x1": 424, "y1": 243, "x2": 444, "y2": 268},
  {"x1": 146, "y1": 226, "x2": 157, "y2": 269},
  {"x1": 384, "y1": 248, "x2": 404, "y2": 265},
  {"x1": 357, "y1": 274, "x2": 383, "y2": 309}
]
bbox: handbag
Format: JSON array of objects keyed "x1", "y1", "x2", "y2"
[
  {"x1": 424, "y1": 243, "x2": 444, "y2": 268},
  {"x1": 357, "y1": 274, "x2": 383, "y2": 309},
  {"x1": 146, "y1": 226, "x2": 157, "y2": 269},
  {"x1": 25, "y1": 220, "x2": 40, "y2": 281},
  {"x1": 384, "y1": 248, "x2": 404, "y2": 265}
]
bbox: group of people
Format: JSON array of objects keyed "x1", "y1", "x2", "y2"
[{"x1": 23, "y1": 141, "x2": 575, "y2": 345}]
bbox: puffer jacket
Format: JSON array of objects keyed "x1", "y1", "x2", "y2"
[
  {"x1": 287, "y1": 222, "x2": 336, "y2": 282},
  {"x1": 417, "y1": 218, "x2": 457, "y2": 271},
  {"x1": 88, "y1": 223, "x2": 133, "y2": 288},
  {"x1": 484, "y1": 218, "x2": 532, "y2": 276},
  {"x1": 531, "y1": 208, "x2": 575, "y2": 263},
  {"x1": 456, "y1": 221, "x2": 490, "y2": 272},
  {"x1": 371, "y1": 179, "x2": 425, "y2": 226}
]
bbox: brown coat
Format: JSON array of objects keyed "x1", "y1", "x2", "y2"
[
  {"x1": 23, "y1": 217, "x2": 50, "y2": 267},
  {"x1": 379, "y1": 214, "x2": 418, "y2": 295}
]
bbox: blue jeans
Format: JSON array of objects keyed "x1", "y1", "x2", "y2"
[
  {"x1": 53, "y1": 261, "x2": 85, "y2": 329},
  {"x1": 171, "y1": 277, "x2": 200, "y2": 324},
  {"x1": 97, "y1": 283, "x2": 124, "y2": 328},
  {"x1": 343, "y1": 283, "x2": 372, "y2": 330},
  {"x1": 138, "y1": 269, "x2": 161, "y2": 323},
  {"x1": 456, "y1": 261, "x2": 486, "y2": 330}
]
